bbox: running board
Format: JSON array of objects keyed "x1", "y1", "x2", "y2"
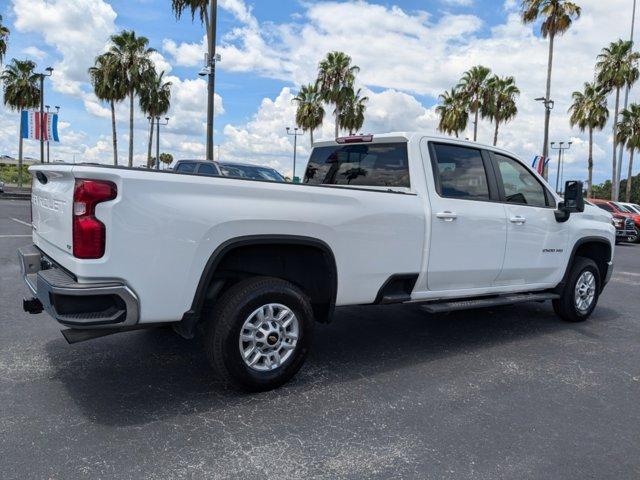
[{"x1": 421, "y1": 292, "x2": 560, "y2": 314}]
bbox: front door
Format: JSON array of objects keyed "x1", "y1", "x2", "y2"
[
  {"x1": 422, "y1": 141, "x2": 508, "y2": 292},
  {"x1": 491, "y1": 153, "x2": 569, "y2": 286}
]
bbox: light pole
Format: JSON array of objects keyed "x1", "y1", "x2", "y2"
[
  {"x1": 286, "y1": 127, "x2": 304, "y2": 182},
  {"x1": 535, "y1": 96, "x2": 555, "y2": 179},
  {"x1": 551, "y1": 141, "x2": 572, "y2": 193},
  {"x1": 617, "y1": 0, "x2": 637, "y2": 200},
  {"x1": 196, "y1": 0, "x2": 219, "y2": 162},
  {"x1": 36, "y1": 66, "x2": 54, "y2": 164},
  {"x1": 155, "y1": 116, "x2": 169, "y2": 170}
]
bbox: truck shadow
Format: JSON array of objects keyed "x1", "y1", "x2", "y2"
[{"x1": 44, "y1": 302, "x2": 618, "y2": 427}]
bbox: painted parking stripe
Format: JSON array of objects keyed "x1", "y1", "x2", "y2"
[
  {"x1": 10, "y1": 217, "x2": 32, "y2": 228},
  {"x1": 0, "y1": 235, "x2": 32, "y2": 238}
]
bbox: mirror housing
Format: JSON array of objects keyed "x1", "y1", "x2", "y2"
[{"x1": 555, "y1": 181, "x2": 585, "y2": 223}]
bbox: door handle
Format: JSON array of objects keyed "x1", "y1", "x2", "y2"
[
  {"x1": 436, "y1": 211, "x2": 458, "y2": 222},
  {"x1": 510, "y1": 216, "x2": 526, "y2": 224}
]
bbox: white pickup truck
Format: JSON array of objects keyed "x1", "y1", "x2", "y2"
[{"x1": 19, "y1": 133, "x2": 615, "y2": 391}]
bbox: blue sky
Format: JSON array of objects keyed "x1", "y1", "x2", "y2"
[{"x1": 0, "y1": 0, "x2": 637, "y2": 184}]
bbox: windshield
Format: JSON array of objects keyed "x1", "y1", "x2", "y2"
[
  {"x1": 614, "y1": 202, "x2": 632, "y2": 213},
  {"x1": 220, "y1": 164, "x2": 285, "y2": 182}
]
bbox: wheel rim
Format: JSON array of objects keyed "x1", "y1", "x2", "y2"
[
  {"x1": 574, "y1": 271, "x2": 596, "y2": 314},
  {"x1": 239, "y1": 303, "x2": 299, "y2": 372}
]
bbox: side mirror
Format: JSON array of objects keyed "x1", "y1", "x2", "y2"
[
  {"x1": 555, "y1": 180, "x2": 585, "y2": 223},
  {"x1": 563, "y1": 180, "x2": 585, "y2": 213}
]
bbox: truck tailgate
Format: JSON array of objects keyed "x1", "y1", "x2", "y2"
[{"x1": 31, "y1": 167, "x2": 76, "y2": 256}]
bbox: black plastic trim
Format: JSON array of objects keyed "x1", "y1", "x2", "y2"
[
  {"x1": 182, "y1": 235, "x2": 339, "y2": 328},
  {"x1": 374, "y1": 273, "x2": 419, "y2": 305}
]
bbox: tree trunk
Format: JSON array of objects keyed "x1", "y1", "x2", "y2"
[
  {"x1": 147, "y1": 117, "x2": 155, "y2": 168},
  {"x1": 310, "y1": 129, "x2": 314, "y2": 147},
  {"x1": 626, "y1": 148, "x2": 635, "y2": 202},
  {"x1": 611, "y1": 87, "x2": 621, "y2": 201},
  {"x1": 587, "y1": 127, "x2": 594, "y2": 199},
  {"x1": 128, "y1": 89, "x2": 134, "y2": 168},
  {"x1": 334, "y1": 108, "x2": 340, "y2": 139},
  {"x1": 110, "y1": 100, "x2": 118, "y2": 166},
  {"x1": 18, "y1": 115, "x2": 24, "y2": 189},
  {"x1": 542, "y1": 32, "x2": 555, "y2": 180},
  {"x1": 493, "y1": 121, "x2": 499, "y2": 146},
  {"x1": 473, "y1": 95, "x2": 479, "y2": 142}
]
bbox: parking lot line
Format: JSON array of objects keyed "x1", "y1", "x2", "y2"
[
  {"x1": 0, "y1": 235, "x2": 32, "y2": 238},
  {"x1": 10, "y1": 217, "x2": 32, "y2": 228}
]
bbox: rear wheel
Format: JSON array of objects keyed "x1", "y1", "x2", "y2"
[
  {"x1": 204, "y1": 277, "x2": 314, "y2": 392},
  {"x1": 553, "y1": 257, "x2": 601, "y2": 323}
]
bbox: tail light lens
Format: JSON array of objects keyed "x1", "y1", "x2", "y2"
[{"x1": 73, "y1": 179, "x2": 117, "y2": 259}]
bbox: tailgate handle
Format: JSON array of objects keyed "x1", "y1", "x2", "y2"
[{"x1": 36, "y1": 172, "x2": 48, "y2": 185}]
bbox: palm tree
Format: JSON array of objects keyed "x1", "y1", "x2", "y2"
[
  {"x1": 89, "y1": 53, "x2": 127, "y2": 166},
  {"x1": 108, "y1": 30, "x2": 155, "y2": 167},
  {"x1": 436, "y1": 87, "x2": 469, "y2": 138},
  {"x1": 458, "y1": 65, "x2": 491, "y2": 142},
  {"x1": 521, "y1": 0, "x2": 581, "y2": 177},
  {"x1": 1, "y1": 59, "x2": 40, "y2": 188},
  {"x1": 293, "y1": 84, "x2": 325, "y2": 145},
  {"x1": 616, "y1": 104, "x2": 640, "y2": 202},
  {"x1": 316, "y1": 51, "x2": 360, "y2": 138},
  {"x1": 0, "y1": 15, "x2": 10, "y2": 65},
  {"x1": 483, "y1": 75, "x2": 520, "y2": 146},
  {"x1": 568, "y1": 82, "x2": 609, "y2": 198},
  {"x1": 596, "y1": 39, "x2": 640, "y2": 200},
  {"x1": 339, "y1": 88, "x2": 368, "y2": 135},
  {"x1": 139, "y1": 70, "x2": 172, "y2": 168}
]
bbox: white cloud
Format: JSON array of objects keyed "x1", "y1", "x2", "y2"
[
  {"x1": 440, "y1": 0, "x2": 474, "y2": 6},
  {"x1": 12, "y1": 0, "x2": 117, "y2": 96},
  {"x1": 21, "y1": 46, "x2": 47, "y2": 60}
]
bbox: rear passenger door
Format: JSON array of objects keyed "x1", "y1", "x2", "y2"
[
  {"x1": 423, "y1": 141, "x2": 507, "y2": 291},
  {"x1": 490, "y1": 153, "x2": 568, "y2": 286}
]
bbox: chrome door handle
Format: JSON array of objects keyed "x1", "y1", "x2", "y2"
[
  {"x1": 436, "y1": 211, "x2": 458, "y2": 222},
  {"x1": 510, "y1": 216, "x2": 526, "y2": 224}
]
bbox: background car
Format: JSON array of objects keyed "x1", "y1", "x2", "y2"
[
  {"x1": 590, "y1": 198, "x2": 640, "y2": 243},
  {"x1": 172, "y1": 159, "x2": 286, "y2": 183},
  {"x1": 620, "y1": 202, "x2": 640, "y2": 214},
  {"x1": 612, "y1": 215, "x2": 638, "y2": 244},
  {"x1": 0, "y1": 180, "x2": 4, "y2": 193}
]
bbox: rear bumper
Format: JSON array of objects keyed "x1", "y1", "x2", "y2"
[{"x1": 18, "y1": 245, "x2": 139, "y2": 328}]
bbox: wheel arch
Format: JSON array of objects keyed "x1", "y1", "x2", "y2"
[
  {"x1": 556, "y1": 236, "x2": 613, "y2": 294},
  {"x1": 179, "y1": 235, "x2": 338, "y2": 336}
]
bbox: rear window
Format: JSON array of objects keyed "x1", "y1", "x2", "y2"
[
  {"x1": 596, "y1": 203, "x2": 614, "y2": 212},
  {"x1": 176, "y1": 162, "x2": 197, "y2": 174},
  {"x1": 220, "y1": 164, "x2": 284, "y2": 182},
  {"x1": 304, "y1": 142, "x2": 410, "y2": 188}
]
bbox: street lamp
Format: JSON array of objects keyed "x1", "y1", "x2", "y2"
[
  {"x1": 550, "y1": 141, "x2": 572, "y2": 193},
  {"x1": 155, "y1": 116, "x2": 169, "y2": 170},
  {"x1": 198, "y1": 0, "x2": 220, "y2": 162},
  {"x1": 45, "y1": 105, "x2": 60, "y2": 163},
  {"x1": 535, "y1": 96, "x2": 555, "y2": 179},
  {"x1": 36, "y1": 66, "x2": 54, "y2": 164},
  {"x1": 286, "y1": 127, "x2": 304, "y2": 182}
]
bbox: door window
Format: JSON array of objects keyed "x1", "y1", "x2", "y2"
[
  {"x1": 431, "y1": 144, "x2": 490, "y2": 200},
  {"x1": 197, "y1": 163, "x2": 219, "y2": 176},
  {"x1": 494, "y1": 154, "x2": 549, "y2": 208}
]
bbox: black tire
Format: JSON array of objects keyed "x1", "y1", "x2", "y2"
[
  {"x1": 204, "y1": 277, "x2": 314, "y2": 392},
  {"x1": 553, "y1": 257, "x2": 601, "y2": 323}
]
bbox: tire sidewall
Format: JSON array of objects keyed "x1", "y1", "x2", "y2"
[
  {"x1": 567, "y1": 260, "x2": 601, "y2": 320},
  {"x1": 213, "y1": 281, "x2": 314, "y2": 391}
]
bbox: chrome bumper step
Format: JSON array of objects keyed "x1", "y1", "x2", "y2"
[{"x1": 421, "y1": 292, "x2": 560, "y2": 314}]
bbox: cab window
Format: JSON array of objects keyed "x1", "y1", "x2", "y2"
[
  {"x1": 431, "y1": 144, "x2": 490, "y2": 201},
  {"x1": 494, "y1": 154, "x2": 549, "y2": 208},
  {"x1": 176, "y1": 162, "x2": 197, "y2": 174}
]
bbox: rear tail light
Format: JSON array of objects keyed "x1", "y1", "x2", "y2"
[{"x1": 73, "y1": 179, "x2": 117, "y2": 259}]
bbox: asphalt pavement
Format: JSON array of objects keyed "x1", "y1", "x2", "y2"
[{"x1": 1, "y1": 198, "x2": 639, "y2": 479}]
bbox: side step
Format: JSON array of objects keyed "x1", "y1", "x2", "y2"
[{"x1": 421, "y1": 292, "x2": 560, "y2": 314}]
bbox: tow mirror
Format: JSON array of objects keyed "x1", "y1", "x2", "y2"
[{"x1": 555, "y1": 180, "x2": 585, "y2": 223}]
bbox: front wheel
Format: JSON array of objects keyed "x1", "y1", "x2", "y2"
[
  {"x1": 204, "y1": 277, "x2": 314, "y2": 392},
  {"x1": 553, "y1": 257, "x2": 601, "y2": 323}
]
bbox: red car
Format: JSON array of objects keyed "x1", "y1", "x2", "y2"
[{"x1": 590, "y1": 199, "x2": 640, "y2": 243}]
